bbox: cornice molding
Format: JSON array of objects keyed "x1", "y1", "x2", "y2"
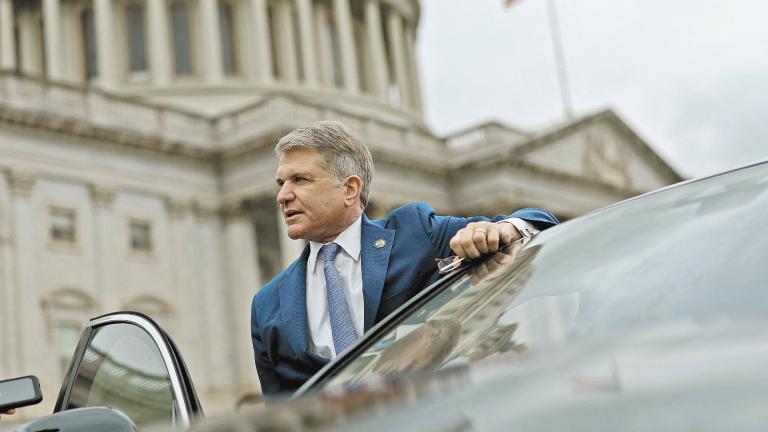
[{"x1": 0, "y1": 105, "x2": 212, "y2": 161}]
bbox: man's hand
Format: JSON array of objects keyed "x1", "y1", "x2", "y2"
[
  {"x1": 449, "y1": 221, "x2": 521, "y2": 259},
  {"x1": 0, "y1": 408, "x2": 16, "y2": 419}
]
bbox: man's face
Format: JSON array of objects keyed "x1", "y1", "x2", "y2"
[{"x1": 276, "y1": 148, "x2": 349, "y2": 243}]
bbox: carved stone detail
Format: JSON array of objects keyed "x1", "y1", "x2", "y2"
[
  {"x1": 165, "y1": 196, "x2": 189, "y2": 220},
  {"x1": 192, "y1": 200, "x2": 220, "y2": 221},
  {"x1": 89, "y1": 182, "x2": 119, "y2": 209},
  {"x1": 4, "y1": 168, "x2": 38, "y2": 198}
]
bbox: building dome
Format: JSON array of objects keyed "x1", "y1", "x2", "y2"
[{"x1": 1, "y1": 0, "x2": 423, "y2": 125}]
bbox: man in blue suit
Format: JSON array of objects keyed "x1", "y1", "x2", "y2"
[{"x1": 251, "y1": 121, "x2": 558, "y2": 395}]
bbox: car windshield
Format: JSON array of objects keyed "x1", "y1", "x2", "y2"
[{"x1": 323, "y1": 162, "x2": 768, "y2": 389}]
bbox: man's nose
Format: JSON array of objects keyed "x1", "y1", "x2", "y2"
[{"x1": 277, "y1": 183, "x2": 294, "y2": 205}]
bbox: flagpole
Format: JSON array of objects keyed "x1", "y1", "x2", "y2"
[{"x1": 546, "y1": 0, "x2": 574, "y2": 119}]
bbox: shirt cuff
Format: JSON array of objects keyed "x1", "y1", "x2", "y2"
[{"x1": 499, "y1": 218, "x2": 539, "y2": 243}]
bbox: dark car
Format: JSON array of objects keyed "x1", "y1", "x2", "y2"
[{"x1": 5, "y1": 160, "x2": 768, "y2": 431}]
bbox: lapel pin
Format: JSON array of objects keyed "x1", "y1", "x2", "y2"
[{"x1": 373, "y1": 239, "x2": 386, "y2": 249}]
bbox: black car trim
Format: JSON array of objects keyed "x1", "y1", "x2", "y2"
[{"x1": 53, "y1": 326, "x2": 94, "y2": 412}]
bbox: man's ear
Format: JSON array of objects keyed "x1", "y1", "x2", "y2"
[{"x1": 343, "y1": 175, "x2": 363, "y2": 207}]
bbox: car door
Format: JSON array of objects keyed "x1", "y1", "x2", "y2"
[{"x1": 52, "y1": 311, "x2": 202, "y2": 429}]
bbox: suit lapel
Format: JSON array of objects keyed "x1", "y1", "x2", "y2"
[
  {"x1": 278, "y1": 245, "x2": 311, "y2": 355},
  {"x1": 361, "y1": 216, "x2": 395, "y2": 332}
]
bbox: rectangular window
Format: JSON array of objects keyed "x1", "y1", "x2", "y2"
[
  {"x1": 81, "y1": 8, "x2": 98, "y2": 80},
  {"x1": 171, "y1": 1, "x2": 193, "y2": 75},
  {"x1": 129, "y1": 219, "x2": 153, "y2": 252},
  {"x1": 50, "y1": 207, "x2": 77, "y2": 244},
  {"x1": 56, "y1": 322, "x2": 82, "y2": 375},
  {"x1": 126, "y1": 3, "x2": 148, "y2": 73},
  {"x1": 219, "y1": 1, "x2": 238, "y2": 76}
]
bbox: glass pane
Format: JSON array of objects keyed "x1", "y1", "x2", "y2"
[
  {"x1": 218, "y1": 1, "x2": 236, "y2": 75},
  {"x1": 66, "y1": 323, "x2": 177, "y2": 427},
  {"x1": 130, "y1": 220, "x2": 152, "y2": 252},
  {"x1": 81, "y1": 9, "x2": 98, "y2": 79},
  {"x1": 50, "y1": 208, "x2": 76, "y2": 243},
  {"x1": 56, "y1": 322, "x2": 82, "y2": 375},
  {"x1": 326, "y1": 163, "x2": 768, "y2": 389},
  {"x1": 171, "y1": 1, "x2": 193, "y2": 75},
  {"x1": 127, "y1": 4, "x2": 147, "y2": 72}
]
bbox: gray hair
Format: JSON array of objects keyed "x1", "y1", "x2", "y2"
[{"x1": 275, "y1": 121, "x2": 374, "y2": 207}]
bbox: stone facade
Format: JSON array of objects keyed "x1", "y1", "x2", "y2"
[{"x1": 0, "y1": 0, "x2": 680, "y2": 421}]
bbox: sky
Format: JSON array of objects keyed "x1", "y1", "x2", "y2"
[{"x1": 417, "y1": 0, "x2": 768, "y2": 178}]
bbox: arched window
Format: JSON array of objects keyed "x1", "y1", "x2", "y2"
[
  {"x1": 80, "y1": 8, "x2": 98, "y2": 81},
  {"x1": 124, "y1": 295, "x2": 174, "y2": 331},
  {"x1": 41, "y1": 288, "x2": 98, "y2": 377},
  {"x1": 126, "y1": 3, "x2": 148, "y2": 75},
  {"x1": 218, "y1": 1, "x2": 237, "y2": 75},
  {"x1": 171, "y1": 1, "x2": 193, "y2": 75}
]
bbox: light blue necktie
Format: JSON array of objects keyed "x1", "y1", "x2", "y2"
[{"x1": 321, "y1": 242, "x2": 358, "y2": 355}]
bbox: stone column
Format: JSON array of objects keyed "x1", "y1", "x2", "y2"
[
  {"x1": 295, "y1": 0, "x2": 318, "y2": 86},
  {"x1": 187, "y1": 201, "x2": 241, "y2": 405},
  {"x1": 147, "y1": 0, "x2": 172, "y2": 85},
  {"x1": 165, "y1": 197, "x2": 213, "y2": 399},
  {"x1": 89, "y1": 183, "x2": 118, "y2": 311},
  {"x1": 403, "y1": 22, "x2": 423, "y2": 110},
  {"x1": 0, "y1": 175, "x2": 12, "y2": 375},
  {"x1": 315, "y1": 5, "x2": 333, "y2": 87},
  {"x1": 222, "y1": 201, "x2": 261, "y2": 392},
  {"x1": 364, "y1": 0, "x2": 387, "y2": 99},
  {"x1": 275, "y1": 0, "x2": 298, "y2": 83},
  {"x1": 0, "y1": 0, "x2": 16, "y2": 70},
  {"x1": 200, "y1": 0, "x2": 224, "y2": 83},
  {"x1": 42, "y1": 0, "x2": 63, "y2": 80},
  {"x1": 4, "y1": 170, "x2": 38, "y2": 379},
  {"x1": 94, "y1": 0, "x2": 116, "y2": 88},
  {"x1": 249, "y1": 0, "x2": 273, "y2": 83},
  {"x1": 332, "y1": 0, "x2": 359, "y2": 93},
  {"x1": 386, "y1": 10, "x2": 409, "y2": 107},
  {"x1": 18, "y1": 14, "x2": 42, "y2": 75}
]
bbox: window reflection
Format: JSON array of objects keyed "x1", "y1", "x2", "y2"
[
  {"x1": 328, "y1": 242, "x2": 538, "y2": 387},
  {"x1": 327, "y1": 164, "x2": 768, "y2": 390},
  {"x1": 66, "y1": 323, "x2": 176, "y2": 427}
]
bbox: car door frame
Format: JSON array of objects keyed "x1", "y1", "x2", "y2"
[{"x1": 53, "y1": 311, "x2": 203, "y2": 427}]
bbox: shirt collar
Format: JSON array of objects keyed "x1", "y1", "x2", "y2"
[{"x1": 308, "y1": 216, "x2": 362, "y2": 274}]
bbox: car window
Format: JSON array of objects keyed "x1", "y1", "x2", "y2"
[
  {"x1": 63, "y1": 323, "x2": 180, "y2": 427},
  {"x1": 323, "y1": 162, "x2": 768, "y2": 389}
]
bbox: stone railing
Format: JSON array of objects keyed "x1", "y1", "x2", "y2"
[
  {"x1": 0, "y1": 71, "x2": 214, "y2": 149},
  {"x1": 445, "y1": 122, "x2": 530, "y2": 151},
  {"x1": 0, "y1": 71, "x2": 444, "y2": 160}
]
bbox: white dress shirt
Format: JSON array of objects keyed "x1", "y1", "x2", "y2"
[
  {"x1": 307, "y1": 216, "x2": 365, "y2": 359},
  {"x1": 306, "y1": 215, "x2": 538, "y2": 359}
]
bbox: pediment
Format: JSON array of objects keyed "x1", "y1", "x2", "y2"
[{"x1": 519, "y1": 110, "x2": 682, "y2": 192}]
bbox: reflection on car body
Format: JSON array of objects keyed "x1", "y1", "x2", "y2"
[{"x1": 7, "y1": 160, "x2": 768, "y2": 431}]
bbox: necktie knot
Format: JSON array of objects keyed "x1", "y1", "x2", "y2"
[{"x1": 321, "y1": 242, "x2": 341, "y2": 264}]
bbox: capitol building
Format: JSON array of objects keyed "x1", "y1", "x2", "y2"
[{"x1": 0, "y1": 0, "x2": 680, "y2": 418}]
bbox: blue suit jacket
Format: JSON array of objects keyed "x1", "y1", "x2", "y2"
[{"x1": 250, "y1": 202, "x2": 558, "y2": 395}]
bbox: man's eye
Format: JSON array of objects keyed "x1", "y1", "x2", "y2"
[{"x1": 294, "y1": 177, "x2": 306, "y2": 183}]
